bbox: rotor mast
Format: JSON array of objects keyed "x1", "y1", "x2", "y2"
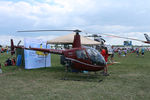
[{"x1": 72, "y1": 30, "x2": 82, "y2": 48}]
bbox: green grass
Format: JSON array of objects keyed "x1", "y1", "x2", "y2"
[{"x1": 0, "y1": 52, "x2": 150, "y2": 100}]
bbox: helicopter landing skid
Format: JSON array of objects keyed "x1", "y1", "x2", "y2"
[{"x1": 61, "y1": 71, "x2": 104, "y2": 82}]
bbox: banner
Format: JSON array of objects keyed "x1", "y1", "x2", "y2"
[{"x1": 24, "y1": 38, "x2": 51, "y2": 69}]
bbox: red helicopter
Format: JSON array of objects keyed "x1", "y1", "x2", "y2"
[{"x1": 11, "y1": 29, "x2": 106, "y2": 72}]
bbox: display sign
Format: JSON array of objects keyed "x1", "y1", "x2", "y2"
[
  {"x1": 24, "y1": 38, "x2": 51, "y2": 69},
  {"x1": 124, "y1": 41, "x2": 132, "y2": 46}
]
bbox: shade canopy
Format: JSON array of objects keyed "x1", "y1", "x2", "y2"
[{"x1": 47, "y1": 33, "x2": 101, "y2": 45}]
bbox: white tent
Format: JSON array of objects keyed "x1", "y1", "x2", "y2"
[{"x1": 47, "y1": 33, "x2": 101, "y2": 45}]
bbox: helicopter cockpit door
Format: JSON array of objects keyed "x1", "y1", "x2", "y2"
[
  {"x1": 76, "y1": 50, "x2": 88, "y2": 60},
  {"x1": 74, "y1": 49, "x2": 90, "y2": 70}
]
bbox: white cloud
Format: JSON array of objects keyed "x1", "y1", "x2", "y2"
[
  {"x1": 83, "y1": 25, "x2": 135, "y2": 33},
  {"x1": 0, "y1": 35, "x2": 57, "y2": 46},
  {"x1": 1, "y1": 0, "x2": 150, "y2": 29},
  {"x1": 1, "y1": 0, "x2": 150, "y2": 45},
  {"x1": 0, "y1": 35, "x2": 24, "y2": 46}
]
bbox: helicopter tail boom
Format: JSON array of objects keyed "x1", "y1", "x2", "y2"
[{"x1": 28, "y1": 47, "x2": 64, "y2": 55}]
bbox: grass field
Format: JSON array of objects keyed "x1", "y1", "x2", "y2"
[{"x1": 0, "y1": 52, "x2": 150, "y2": 100}]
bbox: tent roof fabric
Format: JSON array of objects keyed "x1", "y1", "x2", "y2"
[{"x1": 47, "y1": 33, "x2": 101, "y2": 45}]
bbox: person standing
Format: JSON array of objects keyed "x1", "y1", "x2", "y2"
[
  {"x1": 110, "y1": 46, "x2": 115, "y2": 63},
  {"x1": 141, "y1": 47, "x2": 145, "y2": 56},
  {"x1": 101, "y1": 47, "x2": 109, "y2": 76},
  {"x1": 124, "y1": 48, "x2": 127, "y2": 56},
  {"x1": 118, "y1": 48, "x2": 122, "y2": 57},
  {"x1": 101, "y1": 47, "x2": 109, "y2": 62},
  {"x1": 0, "y1": 64, "x2": 2, "y2": 74},
  {"x1": 136, "y1": 48, "x2": 139, "y2": 56}
]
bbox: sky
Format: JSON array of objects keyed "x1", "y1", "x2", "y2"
[{"x1": 0, "y1": 0, "x2": 150, "y2": 45}]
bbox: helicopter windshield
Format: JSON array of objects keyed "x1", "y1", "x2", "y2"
[
  {"x1": 86, "y1": 48, "x2": 106, "y2": 66},
  {"x1": 76, "y1": 50, "x2": 88, "y2": 60}
]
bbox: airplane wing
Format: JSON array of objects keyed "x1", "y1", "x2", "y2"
[{"x1": 101, "y1": 33, "x2": 150, "y2": 44}]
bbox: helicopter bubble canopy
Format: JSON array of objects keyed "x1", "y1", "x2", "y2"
[{"x1": 85, "y1": 47, "x2": 106, "y2": 66}]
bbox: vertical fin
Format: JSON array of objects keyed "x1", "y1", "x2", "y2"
[
  {"x1": 144, "y1": 34, "x2": 150, "y2": 42},
  {"x1": 11, "y1": 39, "x2": 15, "y2": 55}
]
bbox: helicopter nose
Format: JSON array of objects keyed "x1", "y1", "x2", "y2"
[
  {"x1": 102, "y1": 59, "x2": 106, "y2": 66},
  {"x1": 99, "y1": 56, "x2": 107, "y2": 66},
  {"x1": 97, "y1": 57, "x2": 106, "y2": 66}
]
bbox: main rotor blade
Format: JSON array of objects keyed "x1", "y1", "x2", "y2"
[
  {"x1": 17, "y1": 29, "x2": 82, "y2": 33},
  {"x1": 101, "y1": 33, "x2": 146, "y2": 43}
]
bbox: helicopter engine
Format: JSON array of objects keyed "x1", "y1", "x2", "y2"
[
  {"x1": 60, "y1": 55, "x2": 66, "y2": 65},
  {"x1": 60, "y1": 55, "x2": 72, "y2": 67}
]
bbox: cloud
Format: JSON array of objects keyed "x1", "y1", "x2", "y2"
[
  {"x1": 0, "y1": 35, "x2": 57, "y2": 46},
  {"x1": 1, "y1": 0, "x2": 150, "y2": 28},
  {"x1": 1, "y1": 0, "x2": 150, "y2": 45},
  {"x1": 1, "y1": 0, "x2": 149, "y2": 29},
  {"x1": 83, "y1": 25, "x2": 135, "y2": 33}
]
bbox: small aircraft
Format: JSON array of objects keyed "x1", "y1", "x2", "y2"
[
  {"x1": 85, "y1": 34, "x2": 106, "y2": 45},
  {"x1": 85, "y1": 33, "x2": 114, "y2": 55},
  {"x1": 144, "y1": 33, "x2": 150, "y2": 43},
  {"x1": 101, "y1": 33, "x2": 150, "y2": 44},
  {"x1": 11, "y1": 29, "x2": 106, "y2": 72}
]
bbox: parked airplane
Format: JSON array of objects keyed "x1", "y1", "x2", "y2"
[
  {"x1": 144, "y1": 34, "x2": 150, "y2": 42},
  {"x1": 102, "y1": 33, "x2": 150, "y2": 44}
]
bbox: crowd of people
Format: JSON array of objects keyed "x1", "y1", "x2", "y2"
[
  {"x1": 0, "y1": 46, "x2": 15, "y2": 73},
  {"x1": 4, "y1": 58, "x2": 16, "y2": 66},
  {"x1": 135, "y1": 48, "x2": 145, "y2": 56},
  {"x1": 115, "y1": 47, "x2": 146, "y2": 57},
  {"x1": 0, "y1": 57, "x2": 16, "y2": 70},
  {"x1": 99, "y1": 46, "x2": 148, "y2": 76},
  {"x1": 0, "y1": 46, "x2": 9, "y2": 54}
]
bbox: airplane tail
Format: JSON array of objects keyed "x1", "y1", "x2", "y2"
[
  {"x1": 11, "y1": 39, "x2": 15, "y2": 55},
  {"x1": 144, "y1": 34, "x2": 150, "y2": 42}
]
